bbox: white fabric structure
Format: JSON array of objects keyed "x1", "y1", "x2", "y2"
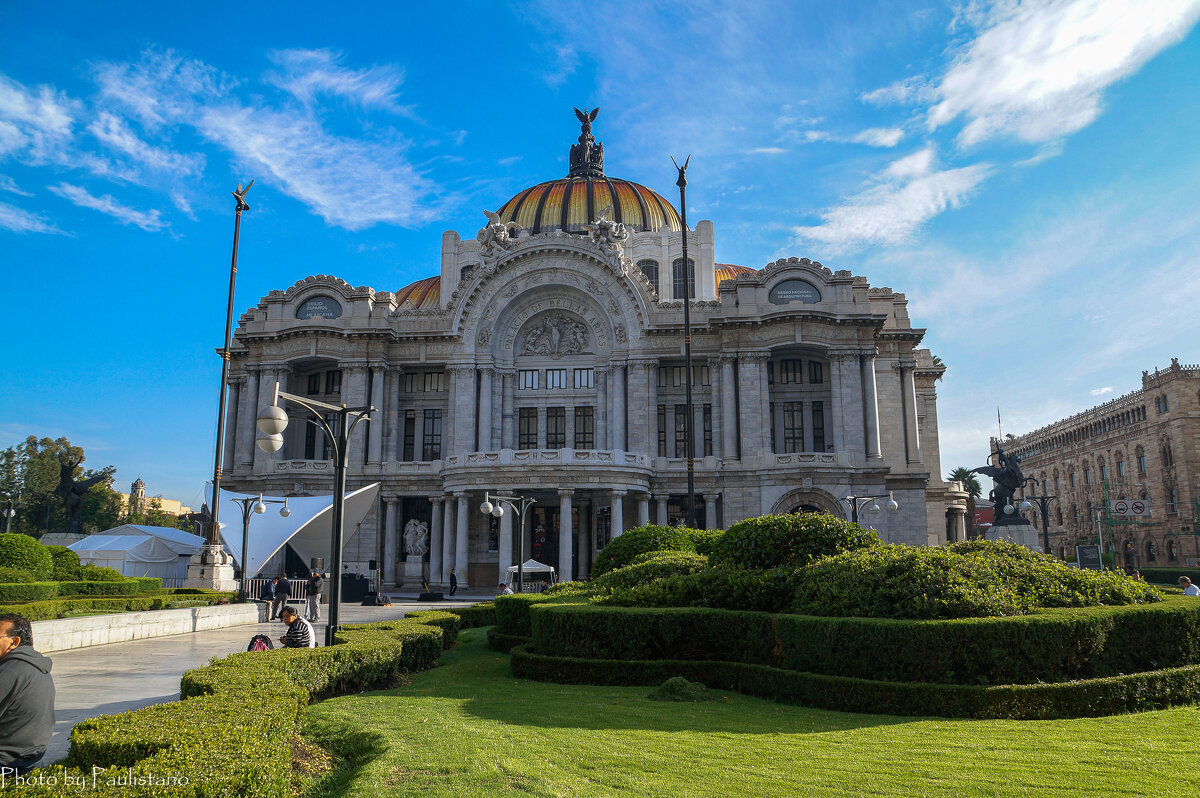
[
  {"x1": 68, "y1": 524, "x2": 205, "y2": 580},
  {"x1": 207, "y1": 483, "x2": 381, "y2": 578},
  {"x1": 504, "y1": 559, "x2": 557, "y2": 586}
]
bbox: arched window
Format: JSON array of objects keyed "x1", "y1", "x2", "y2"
[
  {"x1": 638, "y1": 259, "x2": 659, "y2": 291},
  {"x1": 1145, "y1": 539, "x2": 1157, "y2": 562},
  {"x1": 1135, "y1": 446, "x2": 1146, "y2": 474},
  {"x1": 1055, "y1": 507, "x2": 1063, "y2": 525},
  {"x1": 672, "y1": 257, "x2": 695, "y2": 300}
]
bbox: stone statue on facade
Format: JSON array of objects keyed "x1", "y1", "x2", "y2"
[
  {"x1": 477, "y1": 210, "x2": 522, "y2": 266},
  {"x1": 523, "y1": 313, "x2": 589, "y2": 358},
  {"x1": 54, "y1": 456, "x2": 109, "y2": 535},
  {"x1": 570, "y1": 107, "x2": 604, "y2": 177},
  {"x1": 971, "y1": 444, "x2": 1032, "y2": 527},
  {"x1": 583, "y1": 214, "x2": 629, "y2": 255},
  {"x1": 404, "y1": 518, "x2": 430, "y2": 557}
]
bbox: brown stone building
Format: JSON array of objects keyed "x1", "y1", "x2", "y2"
[{"x1": 1001, "y1": 358, "x2": 1200, "y2": 569}]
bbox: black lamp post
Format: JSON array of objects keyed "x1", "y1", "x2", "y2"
[
  {"x1": 1023, "y1": 478, "x2": 1059, "y2": 556},
  {"x1": 228, "y1": 493, "x2": 290, "y2": 602},
  {"x1": 256, "y1": 382, "x2": 372, "y2": 646},
  {"x1": 841, "y1": 493, "x2": 899, "y2": 525},
  {"x1": 672, "y1": 155, "x2": 697, "y2": 527},
  {"x1": 481, "y1": 491, "x2": 536, "y2": 593}
]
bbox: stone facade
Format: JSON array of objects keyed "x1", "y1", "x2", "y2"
[
  {"x1": 1002, "y1": 358, "x2": 1200, "y2": 569},
  {"x1": 221, "y1": 123, "x2": 966, "y2": 588}
]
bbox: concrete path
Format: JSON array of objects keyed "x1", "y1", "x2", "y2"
[{"x1": 44, "y1": 596, "x2": 491, "y2": 765}]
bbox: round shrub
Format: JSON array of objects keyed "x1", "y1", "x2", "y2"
[
  {"x1": 75, "y1": 564, "x2": 126, "y2": 581},
  {"x1": 687, "y1": 528, "x2": 725, "y2": 557},
  {"x1": 592, "y1": 552, "x2": 710, "y2": 592},
  {"x1": 592, "y1": 524, "x2": 700, "y2": 577},
  {"x1": 0, "y1": 533, "x2": 53, "y2": 579},
  {"x1": 601, "y1": 564, "x2": 796, "y2": 613},
  {"x1": 46, "y1": 545, "x2": 82, "y2": 581},
  {"x1": 710, "y1": 512, "x2": 880, "y2": 570},
  {"x1": 0, "y1": 567, "x2": 37, "y2": 583}
]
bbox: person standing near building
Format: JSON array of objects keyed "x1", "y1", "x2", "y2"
[
  {"x1": 305, "y1": 571, "x2": 323, "y2": 623},
  {"x1": 274, "y1": 574, "x2": 291, "y2": 620},
  {"x1": 258, "y1": 577, "x2": 277, "y2": 615},
  {"x1": 0, "y1": 614, "x2": 55, "y2": 775},
  {"x1": 449, "y1": 568, "x2": 458, "y2": 596}
]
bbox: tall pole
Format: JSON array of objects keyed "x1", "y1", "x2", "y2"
[
  {"x1": 210, "y1": 181, "x2": 253, "y2": 546},
  {"x1": 673, "y1": 156, "x2": 696, "y2": 528},
  {"x1": 328, "y1": 411, "x2": 349, "y2": 647}
]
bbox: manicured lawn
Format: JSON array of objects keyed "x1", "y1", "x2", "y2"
[{"x1": 302, "y1": 628, "x2": 1199, "y2": 797}]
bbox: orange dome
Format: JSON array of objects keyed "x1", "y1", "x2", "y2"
[
  {"x1": 395, "y1": 276, "x2": 440, "y2": 310},
  {"x1": 495, "y1": 176, "x2": 681, "y2": 235}
]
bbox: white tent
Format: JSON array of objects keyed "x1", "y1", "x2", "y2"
[
  {"x1": 207, "y1": 483, "x2": 381, "y2": 578},
  {"x1": 68, "y1": 524, "x2": 205, "y2": 580},
  {"x1": 505, "y1": 559, "x2": 557, "y2": 587}
]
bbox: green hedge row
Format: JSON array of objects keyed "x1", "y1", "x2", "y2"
[
  {"x1": 21, "y1": 613, "x2": 457, "y2": 797},
  {"x1": 0, "y1": 577, "x2": 164, "y2": 604},
  {"x1": 527, "y1": 597, "x2": 1200, "y2": 686},
  {"x1": 494, "y1": 592, "x2": 558, "y2": 637},
  {"x1": 487, "y1": 627, "x2": 532, "y2": 652},
  {"x1": 1140, "y1": 567, "x2": 1200, "y2": 585},
  {"x1": 404, "y1": 610, "x2": 461, "y2": 649},
  {"x1": 510, "y1": 644, "x2": 1200, "y2": 720},
  {"x1": 0, "y1": 591, "x2": 235, "y2": 621},
  {"x1": 447, "y1": 601, "x2": 497, "y2": 628}
]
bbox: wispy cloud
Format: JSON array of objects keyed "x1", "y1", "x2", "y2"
[
  {"x1": 928, "y1": 0, "x2": 1200, "y2": 146},
  {"x1": 851, "y1": 127, "x2": 905, "y2": 147},
  {"x1": 265, "y1": 49, "x2": 413, "y2": 115},
  {"x1": 94, "y1": 49, "x2": 230, "y2": 129},
  {"x1": 88, "y1": 111, "x2": 204, "y2": 175},
  {"x1": 0, "y1": 73, "x2": 79, "y2": 163},
  {"x1": 0, "y1": 174, "x2": 31, "y2": 196},
  {"x1": 49, "y1": 182, "x2": 166, "y2": 231},
  {"x1": 1090, "y1": 386, "x2": 1114, "y2": 396},
  {"x1": 747, "y1": 146, "x2": 786, "y2": 155},
  {"x1": 793, "y1": 147, "x2": 991, "y2": 250},
  {"x1": 0, "y1": 200, "x2": 64, "y2": 234}
]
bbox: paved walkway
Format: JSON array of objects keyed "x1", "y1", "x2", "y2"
[{"x1": 44, "y1": 595, "x2": 492, "y2": 765}]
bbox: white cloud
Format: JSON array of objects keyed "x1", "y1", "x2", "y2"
[
  {"x1": 1090, "y1": 386, "x2": 1114, "y2": 396},
  {"x1": 266, "y1": 49, "x2": 411, "y2": 115},
  {"x1": 94, "y1": 49, "x2": 230, "y2": 129},
  {"x1": 88, "y1": 112, "x2": 204, "y2": 175},
  {"x1": 860, "y1": 75, "x2": 934, "y2": 106},
  {"x1": 929, "y1": 0, "x2": 1200, "y2": 146},
  {"x1": 793, "y1": 148, "x2": 991, "y2": 250},
  {"x1": 0, "y1": 174, "x2": 31, "y2": 196},
  {"x1": 0, "y1": 200, "x2": 64, "y2": 234},
  {"x1": 49, "y1": 182, "x2": 166, "y2": 231},
  {"x1": 851, "y1": 127, "x2": 904, "y2": 147},
  {"x1": 748, "y1": 146, "x2": 787, "y2": 155},
  {"x1": 0, "y1": 74, "x2": 79, "y2": 162}
]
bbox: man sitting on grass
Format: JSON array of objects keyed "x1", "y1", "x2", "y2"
[
  {"x1": 1179, "y1": 576, "x2": 1199, "y2": 596},
  {"x1": 278, "y1": 606, "x2": 316, "y2": 648}
]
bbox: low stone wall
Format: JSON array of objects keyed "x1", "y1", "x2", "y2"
[{"x1": 32, "y1": 602, "x2": 269, "y2": 653}]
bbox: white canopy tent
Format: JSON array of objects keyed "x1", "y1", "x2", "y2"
[
  {"x1": 206, "y1": 483, "x2": 381, "y2": 578},
  {"x1": 504, "y1": 559, "x2": 557, "y2": 587},
  {"x1": 68, "y1": 524, "x2": 205, "y2": 580}
]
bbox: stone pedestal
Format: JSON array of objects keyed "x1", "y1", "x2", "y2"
[
  {"x1": 984, "y1": 523, "x2": 1042, "y2": 553},
  {"x1": 183, "y1": 543, "x2": 239, "y2": 591},
  {"x1": 401, "y1": 556, "x2": 428, "y2": 588}
]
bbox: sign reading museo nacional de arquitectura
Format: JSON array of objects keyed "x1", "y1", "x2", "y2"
[{"x1": 218, "y1": 110, "x2": 968, "y2": 590}]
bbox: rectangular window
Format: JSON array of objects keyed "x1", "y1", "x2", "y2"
[
  {"x1": 321, "y1": 413, "x2": 339, "y2": 460},
  {"x1": 703, "y1": 404, "x2": 712, "y2": 457},
  {"x1": 1138, "y1": 455, "x2": 1146, "y2": 474},
  {"x1": 519, "y1": 370, "x2": 540, "y2": 390},
  {"x1": 304, "y1": 422, "x2": 316, "y2": 460},
  {"x1": 674, "y1": 403, "x2": 687, "y2": 458},
  {"x1": 546, "y1": 369, "x2": 568, "y2": 389},
  {"x1": 402, "y1": 373, "x2": 416, "y2": 392},
  {"x1": 1054, "y1": 476, "x2": 1061, "y2": 492},
  {"x1": 306, "y1": 373, "x2": 320, "y2": 395},
  {"x1": 812, "y1": 401, "x2": 825, "y2": 451},
  {"x1": 1084, "y1": 468, "x2": 1091, "y2": 485},
  {"x1": 782, "y1": 401, "x2": 804, "y2": 453},
  {"x1": 1070, "y1": 472, "x2": 1076, "y2": 487},
  {"x1": 672, "y1": 258, "x2": 695, "y2": 300},
  {"x1": 808, "y1": 361, "x2": 824, "y2": 384},
  {"x1": 1099, "y1": 464, "x2": 1107, "y2": 482},
  {"x1": 1117, "y1": 461, "x2": 1125, "y2": 477},
  {"x1": 769, "y1": 401, "x2": 777, "y2": 453},
  {"x1": 574, "y1": 406, "x2": 594, "y2": 449},
  {"x1": 779, "y1": 359, "x2": 803, "y2": 385},
  {"x1": 518, "y1": 407, "x2": 538, "y2": 449},
  {"x1": 423, "y1": 372, "x2": 444, "y2": 392},
  {"x1": 546, "y1": 407, "x2": 566, "y2": 448},
  {"x1": 657, "y1": 405, "x2": 667, "y2": 457},
  {"x1": 421, "y1": 409, "x2": 442, "y2": 461},
  {"x1": 573, "y1": 368, "x2": 594, "y2": 389},
  {"x1": 402, "y1": 410, "x2": 416, "y2": 462},
  {"x1": 325, "y1": 369, "x2": 342, "y2": 394}
]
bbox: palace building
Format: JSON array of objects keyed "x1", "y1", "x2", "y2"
[
  {"x1": 1003, "y1": 358, "x2": 1200, "y2": 569},
  {"x1": 221, "y1": 111, "x2": 967, "y2": 589}
]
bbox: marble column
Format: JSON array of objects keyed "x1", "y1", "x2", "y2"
[
  {"x1": 596, "y1": 368, "x2": 609, "y2": 450},
  {"x1": 558, "y1": 489, "x2": 574, "y2": 581},
  {"x1": 645, "y1": 362, "x2": 658, "y2": 456},
  {"x1": 837, "y1": 353, "x2": 865, "y2": 459},
  {"x1": 637, "y1": 495, "x2": 650, "y2": 525},
  {"x1": 477, "y1": 368, "x2": 493, "y2": 451},
  {"x1": 368, "y1": 366, "x2": 385, "y2": 465},
  {"x1": 738, "y1": 354, "x2": 768, "y2": 456},
  {"x1": 455, "y1": 492, "x2": 470, "y2": 587},
  {"x1": 612, "y1": 490, "x2": 626, "y2": 537},
  {"x1": 441, "y1": 495, "x2": 455, "y2": 586},
  {"x1": 222, "y1": 380, "x2": 240, "y2": 472},
  {"x1": 612, "y1": 363, "x2": 627, "y2": 451},
  {"x1": 626, "y1": 362, "x2": 647, "y2": 454},
  {"x1": 383, "y1": 498, "x2": 398, "y2": 586},
  {"x1": 429, "y1": 497, "x2": 444, "y2": 587},
  {"x1": 720, "y1": 357, "x2": 737, "y2": 459},
  {"x1": 862, "y1": 354, "x2": 882, "y2": 459},
  {"x1": 901, "y1": 363, "x2": 921, "y2": 464},
  {"x1": 383, "y1": 368, "x2": 400, "y2": 462},
  {"x1": 343, "y1": 363, "x2": 369, "y2": 468},
  {"x1": 498, "y1": 503, "x2": 513, "y2": 586},
  {"x1": 954, "y1": 509, "x2": 967, "y2": 544},
  {"x1": 236, "y1": 369, "x2": 260, "y2": 466},
  {"x1": 500, "y1": 370, "x2": 516, "y2": 449},
  {"x1": 449, "y1": 366, "x2": 476, "y2": 456},
  {"x1": 704, "y1": 493, "x2": 719, "y2": 530},
  {"x1": 759, "y1": 356, "x2": 771, "y2": 455},
  {"x1": 655, "y1": 493, "x2": 669, "y2": 525}
]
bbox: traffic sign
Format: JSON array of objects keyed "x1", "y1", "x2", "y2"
[{"x1": 1109, "y1": 500, "x2": 1149, "y2": 517}]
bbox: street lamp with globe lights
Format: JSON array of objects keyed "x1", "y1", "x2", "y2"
[
  {"x1": 840, "y1": 492, "x2": 899, "y2": 525},
  {"x1": 480, "y1": 491, "x2": 536, "y2": 592},
  {"x1": 229, "y1": 493, "x2": 290, "y2": 602},
  {"x1": 255, "y1": 381, "x2": 372, "y2": 646}
]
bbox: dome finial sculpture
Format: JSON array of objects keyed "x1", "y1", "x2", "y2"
[{"x1": 569, "y1": 107, "x2": 604, "y2": 177}]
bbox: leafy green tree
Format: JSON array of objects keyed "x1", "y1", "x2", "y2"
[
  {"x1": 124, "y1": 497, "x2": 192, "y2": 531},
  {"x1": 1, "y1": 436, "x2": 120, "y2": 536}
]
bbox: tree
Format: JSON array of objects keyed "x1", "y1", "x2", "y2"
[
  {"x1": 124, "y1": 496, "x2": 192, "y2": 532},
  {"x1": 948, "y1": 466, "x2": 983, "y2": 540},
  {"x1": 1, "y1": 436, "x2": 119, "y2": 537}
]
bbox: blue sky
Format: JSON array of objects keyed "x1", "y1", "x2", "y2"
[{"x1": 2, "y1": 1, "x2": 1199, "y2": 506}]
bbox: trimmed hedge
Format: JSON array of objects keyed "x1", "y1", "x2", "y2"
[
  {"x1": 1141, "y1": 567, "x2": 1200, "y2": 586},
  {"x1": 527, "y1": 597, "x2": 1200, "y2": 686},
  {"x1": 0, "y1": 567, "x2": 36, "y2": 583},
  {"x1": 709, "y1": 512, "x2": 879, "y2": 570},
  {"x1": 591, "y1": 551, "x2": 710, "y2": 592},
  {"x1": 0, "y1": 577, "x2": 166, "y2": 604},
  {"x1": 510, "y1": 644, "x2": 1200, "y2": 720},
  {"x1": 404, "y1": 609, "x2": 461, "y2": 649},
  {"x1": 488, "y1": 627, "x2": 532, "y2": 652},
  {"x1": 46, "y1": 545, "x2": 81, "y2": 580},
  {"x1": 0, "y1": 532, "x2": 53, "y2": 578},
  {"x1": 0, "y1": 591, "x2": 236, "y2": 621},
  {"x1": 494, "y1": 592, "x2": 558, "y2": 637},
  {"x1": 592, "y1": 524, "x2": 701, "y2": 576},
  {"x1": 447, "y1": 601, "x2": 497, "y2": 628},
  {"x1": 21, "y1": 613, "x2": 455, "y2": 797}
]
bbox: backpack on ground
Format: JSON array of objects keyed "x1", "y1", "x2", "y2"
[{"x1": 247, "y1": 633, "x2": 274, "y2": 652}]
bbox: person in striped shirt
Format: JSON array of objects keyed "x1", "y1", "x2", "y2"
[{"x1": 277, "y1": 606, "x2": 316, "y2": 648}]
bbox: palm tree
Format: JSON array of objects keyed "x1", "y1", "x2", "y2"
[{"x1": 948, "y1": 467, "x2": 982, "y2": 540}]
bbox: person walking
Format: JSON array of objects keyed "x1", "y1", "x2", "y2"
[
  {"x1": 258, "y1": 577, "x2": 277, "y2": 616},
  {"x1": 449, "y1": 568, "x2": 458, "y2": 596},
  {"x1": 0, "y1": 613, "x2": 55, "y2": 775},
  {"x1": 273, "y1": 574, "x2": 291, "y2": 621},
  {"x1": 277, "y1": 606, "x2": 316, "y2": 648},
  {"x1": 305, "y1": 571, "x2": 324, "y2": 623}
]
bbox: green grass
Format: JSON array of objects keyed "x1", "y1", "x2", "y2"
[{"x1": 302, "y1": 628, "x2": 1200, "y2": 797}]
